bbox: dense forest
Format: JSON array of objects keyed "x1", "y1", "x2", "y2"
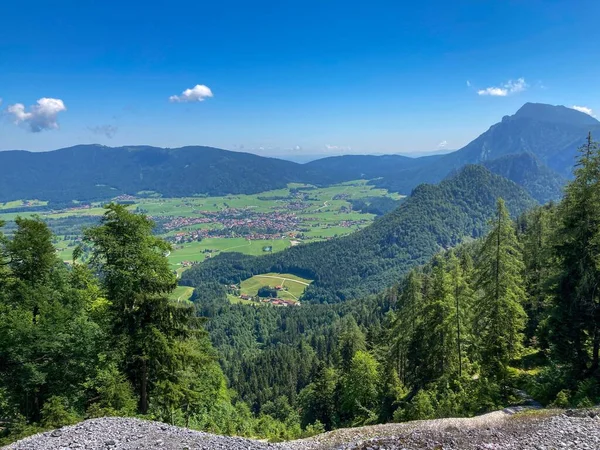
[
  {"x1": 189, "y1": 135, "x2": 600, "y2": 430},
  {"x1": 181, "y1": 165, "x2": 536, "y2": 303},
  {"x1": 3, "y1": 135, "x2": 600, "y2": 444},
  {"x1": 0, "y1": 206, "x2": 322, "y2": 444}
]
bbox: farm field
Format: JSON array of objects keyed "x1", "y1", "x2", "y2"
[
  {"x1": 229, "y1": 272, "x2": 313, "y2": 305},
  {"x1": 169, "y1": 237, "x2": 291, "y2": 271},
  {"x1": 170, "y1": 286, "x2": 195, "y2": 303},
  {"x1": 0, "y1": 180, "x2": 403, "y2": 281}
]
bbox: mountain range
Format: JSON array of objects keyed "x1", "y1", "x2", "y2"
[{"x1": 1, "y1": 103, "x2": 597, "y2": 204}]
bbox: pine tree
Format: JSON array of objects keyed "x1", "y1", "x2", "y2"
[
  {"x1": 390, "y1": 269, "x2": 422, "y2": 385},
  {"x1": 550, "y1": 134, "x2": 600, "y2": 377},
  {"x1": 519, "y1": 206, "x2": 554, "y2": 343},
  {"x1": 337, "y1": 316, "x2": 366, "y2": 372},
  {"x1": 420, "y1": 255, "x2": 456, "y2": 381},
  {"x1": 447, "y1": 250, "x2": 473, "y2": 377},
  {"x1": 474, "y1": 198, "x2": 526, "y2": 384}
]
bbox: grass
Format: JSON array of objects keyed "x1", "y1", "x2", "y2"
[
  {"x1": 0, "y1": 181, "x2": 403, "y2": 276},
  {"x1": 168, "y1": 238, "x2": 291, "y2": 269},
  {"x1": 0, "y1": 199, "x2": 48, "y2": 210},
  {"x1": 170, "y1": 286, "x2": 195, "y2": 303},
  {"x1": 236, "y1": 272, "x2": 313, "y2": 302}
]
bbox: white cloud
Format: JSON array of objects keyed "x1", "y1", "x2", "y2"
[
  {"x1": 7, "y1": 97, "x2": 67, "y2": 132},
  {"x1": 325, "y1": 144, "x2": 352, "y2": 151},
  {"x1": 466, "y1": 80, "x2": 471, "y2": 87},
  {"x1": 438, "y1": 140, "x2": 448, "y2": 149},
  {"x1": 169, "y1": 84, "x2": 213, "y2": 103},
  {"x1": 477, "y1": 78, "x2": 527, "y2": 97},
  {"x1": 477, "y1": 87, "x2": 508, "y2": 96},
  {"x1": 572, "y1": 105, "x2": 595, "y2": 117}
]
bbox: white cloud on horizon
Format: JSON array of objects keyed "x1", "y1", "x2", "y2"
[
  {"x1": 325, "y1": 144, "x2": 352, "y2": 151},
  {"x1": 169, "y1": 84, "x2": 213, "y2": 103},
  {"x1": 572, "y1": 105, "x2": 595, "y2": 117},
  {"x1": 7, "y1": 98, "x2": 67, "y2": 132},
  {"x1": 438, "y1": 140, "x2": 448, "y2": 149},
  {"x1": 477, "y1": 78, "x2": 528, "y2": 97}
]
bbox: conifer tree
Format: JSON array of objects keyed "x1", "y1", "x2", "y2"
[
  {"x1": 390, "y1": 269, "x2": 422, "y2": 385},
  {"x1": 420, "y1": 255, "x2": 456, "y2": 380},
  {"x1": 80, "y1": 204, "x2": 212, "y2": 415},
  {"x1": 519, "y1": 206, "x2": 554, "y2": 342},
  {"x1": 550, "y1": 134, "x2": 600, "y2": 377},
  {"x1": 474, "y1": 198, "x2": 526, "y2": 384},
  {"x1": 447, "y1": 250, "x2": 473, "y2": 377}
]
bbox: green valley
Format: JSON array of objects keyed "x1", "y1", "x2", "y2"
[{"x1": 0, "y1": 180, "x2": 403, "y2": 273}]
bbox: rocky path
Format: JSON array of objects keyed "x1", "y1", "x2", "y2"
[{"x1": 4, "y1": 409, "x2": 600, "y2": 450}]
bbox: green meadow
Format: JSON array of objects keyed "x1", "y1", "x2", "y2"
[
  {"x1": 236, "y1": 272, "x2": 313, "y2": 302},
  {"x1": 0, "y1": 181, "x2": 403, "y2": 280},
  {"x1": 168, "y1": 237, "x2": 291, "y2": 270}
]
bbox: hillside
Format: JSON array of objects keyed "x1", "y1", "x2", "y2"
[
  {"x1": 181, "y1": 165, "x2": 536, "y2": 302},
  {"x1": 0, "y1": 145, "x2": 312, "y2": 203},
  {"x1": 481, "y1": 152, "x2": 566, "y2": 203},
  {"x1": 372, "y1": 103, "x2": 599, "y2": 195}
]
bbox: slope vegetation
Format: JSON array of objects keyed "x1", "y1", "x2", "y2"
[{"x1": 181, "y1": 165, "x2": 536, "y2": 302}]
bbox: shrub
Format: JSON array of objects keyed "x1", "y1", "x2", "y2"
[{"x1": 550, "y1": 390, "x2": 571, "y2": 408}]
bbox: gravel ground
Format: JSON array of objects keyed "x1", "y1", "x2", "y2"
[
  {"x1": 2, "y1": 418, "x2": 277, "y2": 450},
  {"x1": 4, "y1": 409, "x2": 600, "y2": 450}
]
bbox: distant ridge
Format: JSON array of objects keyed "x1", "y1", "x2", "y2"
[
  {"x1": 370, "y1": 103, "x2": 599, "y2": 199},
  {"x1": 0, "y1": 103, "x2": 596, "y2": 203}
]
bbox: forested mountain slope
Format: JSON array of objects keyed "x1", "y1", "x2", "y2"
[
  {"x1": 181, "y1": 165, "x2": 536, "y2": 302},
  {"x1": 481, "y1": 152, "x2": 566, "y2": 203},
  {"x1": 0, "y1": 145, "x2": 311, "y2": 202},
  {"x1": 371, "y1": 103, "x2": 598, "y2": 195}
]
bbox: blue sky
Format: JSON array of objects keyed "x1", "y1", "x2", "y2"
[{"x1": 1, "y1": 0, "x2": 599, "y2": 156}]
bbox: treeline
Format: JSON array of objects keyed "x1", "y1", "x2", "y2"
[
  {"x1": 182, "y1": 165, "x2": 536, "y2": 303},
  {"x1": 0, "y1": 206, "x2": 321, "y2": 444}
]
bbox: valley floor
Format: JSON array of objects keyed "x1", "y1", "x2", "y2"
[{"x1": 5, "y1": 409, "x2": 600, "y2": 450}]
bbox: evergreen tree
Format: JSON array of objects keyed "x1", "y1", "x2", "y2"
[
  {"x1": 474, "y1": 198, "x2": 526, "y2": 384},
  {"x1": 337, "y1": 316, "x2": 366, "y2": 372},
  {"x1": 390, "y1": 269, "x2": 422, "y2": 385},
  {"x1": 447, "y1": 250, "x2": 473, "y2": 377},
  {"x1": 79, "y1": 204, "x2": 214, "y2": 415},
  {"x1": 550, "y1": 134, "x2": 600, "y2": 377},
  {"x1": 419, "y1": 256, "x2": 457, "y2": 381},
  {"x1": 297, "y1": 362, "x2": 338, "y2": 430},
  {"x1": 519, "y1": 206, "x2": 554, "y2": 343}
]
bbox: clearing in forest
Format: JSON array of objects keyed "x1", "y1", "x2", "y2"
[{"x1": 230, "y1": 272, "x2": 313, "y2": 304}]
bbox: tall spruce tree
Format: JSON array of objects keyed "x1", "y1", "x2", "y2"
[
  {"x1": 420, "y1": 255, "x2": 457, "y2": 381},
  {"x1": 447, "y1": 250, "x2": 473, "y2": 377},
  {"x1": 390, "y1": 269, "x2": 422, "y2": 385},
  {"x1": 474, "y1": 198, "x2": 526, "y2": 384},
  {"x1": 550, "y1": 134, "x2": 600, "y2": 377},
  {"x1": 519, "y1": 206, "x2": 554, "y2": 343}
]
